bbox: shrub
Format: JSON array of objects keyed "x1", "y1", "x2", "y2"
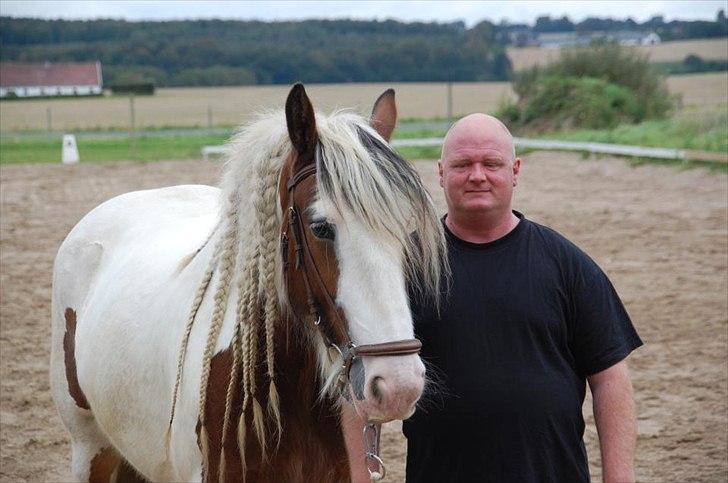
[
  {"x1": 521, "y1": 76, "x2": 642, "y2": 130},
  {"x1": 501, "y1": 42, "x2": 677, "y2": 131}
]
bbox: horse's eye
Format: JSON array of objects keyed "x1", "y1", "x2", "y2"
[{"x1": 310, "y1": 221, "x2": 335, "y2": 240}]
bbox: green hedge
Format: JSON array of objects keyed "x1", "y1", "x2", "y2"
[{"x1": 500, "y1": 42, "x2": 676, "y2": 131}]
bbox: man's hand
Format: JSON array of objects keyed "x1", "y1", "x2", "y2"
[
  {"x1": 341, "y1": 402, "x2": 371, "y2": 483},
  {"x1": 588, "y1": 360, "x2": 637, "y2": 483}
]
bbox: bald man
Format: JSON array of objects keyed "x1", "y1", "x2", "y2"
[{"x1": 344, "y1": 114, "x2": 642, "y2": 483}]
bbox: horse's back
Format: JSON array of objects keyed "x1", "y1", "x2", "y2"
[{"x1": 51, "y1": 184, "x2": 219, "y2": 481}]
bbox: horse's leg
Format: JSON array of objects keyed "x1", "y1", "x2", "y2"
[
  {"x1": 70, "y1": 437, "x2": 147, "y2": 483},
  {"x1": 50, "y1": 304, "x2": 122, "y2": 482}
]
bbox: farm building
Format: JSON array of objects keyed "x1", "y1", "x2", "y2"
[
  {"x1": 538, "y1": 31, "x2": 661, "y2": 48},
  {"x1": 0, "y1": 62, "x2": 103, "y2": 99}
]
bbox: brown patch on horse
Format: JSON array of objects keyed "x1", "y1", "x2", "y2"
[
  {"x1": 88, "y1": 446, "x2": 147, "y2": 483},
  {"x1": 116, "y1": 460, "x2": 148, "y2": 483},
  {"x1": 63, "y1": 308, "x2": 90, "y2": 410},
  {"x1": 89, "y1": 447, "x2": 119, "y2": 483},
  {"x1": 199, "y1": 323, "x2": 350, "y2": 482}
]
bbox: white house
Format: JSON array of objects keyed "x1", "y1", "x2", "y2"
[{"x1": 0, "y1": 61, "x2": 103, "y2": 99}]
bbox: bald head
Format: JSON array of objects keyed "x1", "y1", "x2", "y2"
[{"x1": 441, "y1": 113, "x2": 516, "y2": 164}]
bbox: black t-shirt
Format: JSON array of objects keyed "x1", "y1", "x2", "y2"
[{"x1": 403, "y1": 211, "x2": 642, "y2": 483}]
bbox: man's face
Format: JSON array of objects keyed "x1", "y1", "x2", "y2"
[{"x1": 438, "y1": 123, "x2": 520, "y2": 218}]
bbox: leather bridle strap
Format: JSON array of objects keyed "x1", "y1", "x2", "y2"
[{"x1": 285, "y1": 162, "x2": 422, "y2": 379}]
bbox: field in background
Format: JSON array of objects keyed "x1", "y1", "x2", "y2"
[
  {"x1": 0, "y1": 82, "x2": 513, "y2": 132},
  {"x1": 507, "y1": 38, "x2": 728, "y2": 71},
  {"x1": 1, "y1": 73, "x2": 725, "y2": 133}
]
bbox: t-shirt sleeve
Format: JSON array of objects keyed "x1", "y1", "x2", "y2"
[{"x1": 569, "y1": 257, "x2": 643, "y2": 376}]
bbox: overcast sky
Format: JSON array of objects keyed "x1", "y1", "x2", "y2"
[{"x1": 1, "y1": 1, "x2": 725, "y2": 26}]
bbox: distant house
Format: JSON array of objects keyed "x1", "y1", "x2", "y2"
[
  {"x1": 537, "y1": 31, "x2": 661, "y2": 48},
  {"x1": 538, "y1": 32, "x2": 592, "y2": 48},
  {"x1": 607, "y1": 30, "x2": 662, "y2": 46},
  {"x1": 0, "y1": 62, "x2": 103, "y2": 99}
]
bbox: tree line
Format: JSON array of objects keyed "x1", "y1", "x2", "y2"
[
  {"x1": 1, "y1": 14, "x2": 725, "y2": 88},
  {"x1": 0, "y1": 18, "x2": 510, "y2": 86},
  {"x1": 516, "y1": 10, "x2": 728, "y2": 40}
]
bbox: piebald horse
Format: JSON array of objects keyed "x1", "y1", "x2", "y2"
[{"x1": 50, "y1": 84, "x2": 446, "y2": 482}]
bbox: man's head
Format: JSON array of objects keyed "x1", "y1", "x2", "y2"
[{"x1": 438, "y1": 113, "x2": 520, "y2": 221}]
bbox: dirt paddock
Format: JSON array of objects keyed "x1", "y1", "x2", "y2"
[{"x1": 1, "y1": 153, "x2": 726, "y2": 482}]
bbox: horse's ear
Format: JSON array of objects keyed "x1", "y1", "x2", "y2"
[
  {"x1": 286, "y1": 83, "x2": 317, "y2": 167},
  {"x1": 369, "y1": 89, "x2": 397, "y2": 142}
]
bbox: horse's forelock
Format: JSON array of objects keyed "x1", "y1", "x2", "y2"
[{"x1": 315, "y1": 112, "x2": 448, "y2": 310}]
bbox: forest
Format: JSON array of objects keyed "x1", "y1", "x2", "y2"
[{"x1": 0, "y1": 13, "x2": 725, "y2": 87}]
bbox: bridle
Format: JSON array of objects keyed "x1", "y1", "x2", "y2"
[
  {"x1": 284, "y1": 162, "x2": 423, "y2": 388},
  {"x1": 282, "y1": 161, "x2": 422, "y2": 480}
]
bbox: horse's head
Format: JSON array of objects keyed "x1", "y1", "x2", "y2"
[{"x1": 279, "y1": 84, "x2": 446, "y2": 423}]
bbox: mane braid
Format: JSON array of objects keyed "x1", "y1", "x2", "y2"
[
  {"x1": 166, "y1": 109, "x2": 448, "y2": 477},
  {"x1": 198, "y1": 191, "x2": 241, "y2": 477}
]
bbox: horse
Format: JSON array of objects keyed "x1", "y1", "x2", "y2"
[{"x1": 50, "y1": 83, "x2": 447, "y2": 482}]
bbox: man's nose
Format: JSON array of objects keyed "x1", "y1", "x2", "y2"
[{"x1": 468, "y1": 163, "x2": 487, "y2": 182}]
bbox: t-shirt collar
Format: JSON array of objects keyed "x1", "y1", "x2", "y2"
[{"x1": 443, "y1": 211, "x2": 526, "y2": 251}]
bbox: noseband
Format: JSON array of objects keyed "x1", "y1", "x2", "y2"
[{"x1": 283, "y1": 163, "x2": 422, "y2": 393}]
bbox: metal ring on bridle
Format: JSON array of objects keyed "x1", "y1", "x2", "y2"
[{"x1": 365, "y1": 453, "x2": 386, "y2": 481}]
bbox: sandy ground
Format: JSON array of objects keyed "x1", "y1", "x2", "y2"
[{"x1": 1, "y1": 153, "x2": 726, "y2": 482}]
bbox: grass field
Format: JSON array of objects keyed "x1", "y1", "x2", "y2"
[
  {"x1": 507, "y1": 38, "x2": 728, "y2": 71},
  {"x1": 2, "y1": 109, "x2": 725, "y2": 169},
  {"x1": 1, "y1": 72, "x2": 724, "y2": 133},
  {"x1": 1, "y1": 72, "x2": 725, "y2": 168},
  {"x1": 544, "y1": 111, "x2": 728, "y2": 152},
  {"x1": 0, "y1": 82, "x2": 514, "y2": 132}
]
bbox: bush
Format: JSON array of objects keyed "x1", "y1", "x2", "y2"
[
  {"x1": 521, "y1": 76, "x2": 642, "y2": 130},
  {"x1": 502, "y1": 42, "x2": 677, "y2": 131}
]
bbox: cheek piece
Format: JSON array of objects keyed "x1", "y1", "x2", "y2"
[{"x1": 282, "y1": 161, "x2": 422, "y2": 481}]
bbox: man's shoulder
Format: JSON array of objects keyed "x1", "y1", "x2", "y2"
[
  {"x1": 524, "y1": 217, "x2": 584, "y2": 255},
  {"x1": 523, "y1": 216, "x2": 604, "y2": 278}
]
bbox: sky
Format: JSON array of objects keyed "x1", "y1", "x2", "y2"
[{"x1": 1, "y1": 1, "x2": 725, "y2": 27}]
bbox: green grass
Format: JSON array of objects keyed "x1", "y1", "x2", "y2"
[
  {"x1": 3, "y1": 113, "x2": 726, "y2": 171},
  {"x1": 542, "y1": 112, "x2": 728, "y2": 153},
  {"x1": 0, "y1": 122, "x2": 449, "y2": 164},
  {"x1": 0, "y1": 133, "x2": 230, "y2": 164}
]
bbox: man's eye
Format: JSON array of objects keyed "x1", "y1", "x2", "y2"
[{"x1": 310, "y1": 221, "x2": 335, "y2": 240}]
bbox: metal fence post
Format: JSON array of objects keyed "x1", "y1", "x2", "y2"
[
  {"x1": 446, "y1": 81, "x2": 453, "y2": 126},
  {"x1": 129, "y1": 92, "x2": 137, "y2": 160}
]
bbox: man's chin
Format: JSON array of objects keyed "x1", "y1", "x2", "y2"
[{"x1": 460, "y1": 202, "x2": 496, "y2": 213}]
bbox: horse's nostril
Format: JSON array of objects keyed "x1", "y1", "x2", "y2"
[{"x1": 370, "y1": 376, "x2": 384, "y2": 404}]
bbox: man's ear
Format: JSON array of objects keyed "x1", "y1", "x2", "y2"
[
  {"x1": 438, "y1": 160, "x2": 444, "y2": 188},
  {"x1": 512, "y1": 157, "x2": 521, "y2": 186}
]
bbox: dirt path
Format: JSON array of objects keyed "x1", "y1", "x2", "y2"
[{"x1": 1, "y1": 153, "x2": 726, "y2": 482}]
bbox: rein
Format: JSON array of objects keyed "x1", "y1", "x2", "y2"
[{"x1": 284, "y1": 162, "x2": 422, "y2": 480}]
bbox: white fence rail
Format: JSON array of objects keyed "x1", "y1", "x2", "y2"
[
  {"x1": 389, "y1": 137, "x2": 688, "y2": 160},
  {"x1": 202, "y1": 137, "x2": 726, "y2": 163}
]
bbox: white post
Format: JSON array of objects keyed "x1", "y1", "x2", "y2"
[{"x1": 62, "y1": 134, "x2": 80, "y2": 164}]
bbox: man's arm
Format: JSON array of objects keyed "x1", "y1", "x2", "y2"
[
  {"x1": 341, "y1": 403, "x2": 371, "y2": 483},
  {"x1": 587, "y1": 360, "x2": 637, "y2": 483}
]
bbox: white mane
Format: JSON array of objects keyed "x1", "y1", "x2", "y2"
[{"x1": 170, "y1": 108, "x2": 447, "y2": 470}]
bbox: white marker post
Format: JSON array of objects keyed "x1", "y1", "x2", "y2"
[{"x1": 62, "y1": 134, "x2": 80, "y2": 164}]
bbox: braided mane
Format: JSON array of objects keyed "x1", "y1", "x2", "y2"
[{"x1": 167, "y1": 108, "x2": 447, "y2": 475}]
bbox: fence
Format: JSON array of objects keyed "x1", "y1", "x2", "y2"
[
  {"x1": 204, "y1": 137, "x2": 727, "y2": 163},
  {"x1": 0, "y1": 83, "x2": 517, "y2": 133}
]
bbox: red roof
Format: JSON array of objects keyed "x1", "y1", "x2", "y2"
[{"x1": 0, "y1": 62, "x2": 102, "y2": 88}]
